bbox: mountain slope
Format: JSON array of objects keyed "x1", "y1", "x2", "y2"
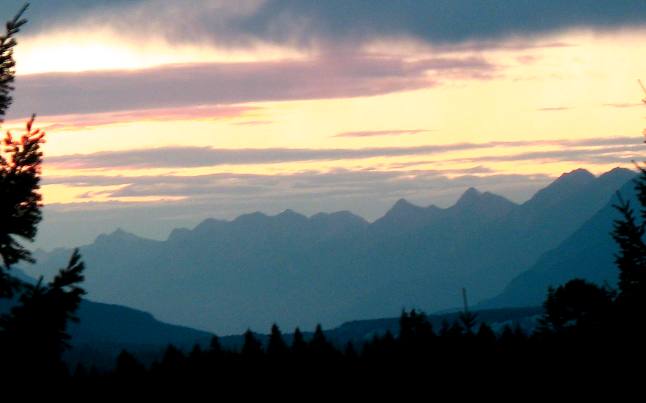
[
  {"x1": 481, "y1": 175, "x2": 638, "y2": 308},
  {"x1": 26, "y1": 168, "x2": 636, "y2": 334}
]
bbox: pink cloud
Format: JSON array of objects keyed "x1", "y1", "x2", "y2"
[
  {"x1": 9, "y1": 54, "x2": 496, "y2": 119},
  {"x1": 334, "y1": 129, "x2": 430, "y2": 138},
  {"x1": 27, "y1": 105, "x2": 257, "y2": 131}
]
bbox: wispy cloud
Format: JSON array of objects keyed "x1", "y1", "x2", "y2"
[
  {"x1": 603, "y1": 102, "x2": 643, "y2": 109},
  {"x1": 24, "y1": 105, "x2": 257, "y2": 131},
  {"x1": 233, "y1": 120, "x2": 274, "y2": 126},
  {"x1": 452, "y1": 143, "x2": 644, "y2": 165},
  {"x1": 36, "y1": 167, "x2": 554, "y2": 248},
  {"x1": 43, "y1": 168, "x2": 552, "y2": 214},
  {"x1": 537, "y1": 106, "x2": 571, "y2": 112},
  {"x1": 46, "y1": 136, "x2": 643, "y2": 170},
  {"x1": 333, "y1": 129, "x2": 430, "y2": 138}
]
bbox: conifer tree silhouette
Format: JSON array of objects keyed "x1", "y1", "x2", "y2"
[
  {"x1": 612, "y1": 169, "x2": 646, "y2": 311},
  {"x1": 309, "y1": 324, "x2": 332, "y2": 356},
  {"x1": 476, "y1": 322, "x2": 496, "y2": 348},
  {"x1": 116, "y1": 350, "x2": 146, "y2": 379},
  {"x1": 1, "y1": 249, "x2": 86, "y2": 376},
  {"x1": 0, "y1": 4, "x2": 39, "y2": 297},
  {"x1": 538, "y1": 279, "x2": 614, "y2": 335},
  {"x1": 241, "y1": 329, "x2": 263, "y2": 357},
  {"x1": 267, "y1": 323, "x2": 288, "y2": 357},
  {"x1": 209, "y1": 335, "x2": 222, "y2": 355},
  {"x1": 291, "y1": 327, "x2": 307, "y2": 356},
  {"x1": 0, "y1": 4, "x2": 87, "y2": 380}
]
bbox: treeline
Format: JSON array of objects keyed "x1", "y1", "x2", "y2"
[{"x1": 72, "y1": 289, "x2": 645, "y2": 389}]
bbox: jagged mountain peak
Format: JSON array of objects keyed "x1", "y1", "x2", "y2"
[
  {"x1": 454, "y1": 187, "x2": 482, "y2": 207},
  {"x1": 95, "y1": 228, "x2": 142, "y2": 243},
  {"x1": 310, "y1": 210, "x2": 368, "y2": 224},
  {"x1": 276, "y1": 209, "x2": 308, "y2": 221},
  {"x1": 523, "y1": 168, "x2": 595, "y2": 209},
  {"x1": 387, "y1": 198, "x2": 424, "y2": 215},
  {"x1": 453, "y1": 187, "x2": 516, "y2": 209},
  {"x1": 598, "y1": 167, "x2": 635, "y2": 182},
  {"x1": 555, "y1": 168, "x2": 595, "y2": 185}
]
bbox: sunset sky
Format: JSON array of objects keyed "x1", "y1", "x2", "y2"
[{"x1": 2, "y1": 1, "x2": 645, "y2": 249}]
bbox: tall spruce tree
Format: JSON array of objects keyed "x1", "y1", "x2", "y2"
[
  {"x1": 0, "y1": 4, "x2": 87, "y2": 379},
  {"x1": 0, "y1": 3, "x2": 36, "y2": 297},
  {"x1": 267, "y1": 323, "x2": 288, "y2": 357},
  {"x1": 612, "y1": 168, "x2": 646, "y2": 311}
]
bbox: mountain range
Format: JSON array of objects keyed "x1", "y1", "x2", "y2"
[{"x1": 25, "y1": 167, "x2": 637, "y2": 334}]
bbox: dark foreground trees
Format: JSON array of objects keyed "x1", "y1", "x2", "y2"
[
  {"x1": 0, "y1": 4, "x2": 86, "y2": 381},
  {"x1": 612, "y1": 166, "x2": 646, "y2": 313}
]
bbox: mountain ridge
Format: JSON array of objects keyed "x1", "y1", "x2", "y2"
[{"x1": 26, "y1": 167, "x2": 637, "y2": 334}]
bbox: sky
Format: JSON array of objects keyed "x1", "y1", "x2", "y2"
[{"x1": 1, "y1": 0, "x2": 645, "y2": 249}]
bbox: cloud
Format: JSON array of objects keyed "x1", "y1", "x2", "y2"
[
  {"x1": 7, "y1": 1, "x2": 646, "y2": 48},
  {"x1": 537, "y1": 106, "x2": 571, "y2": 112},
  {"x1": 233, "y1": 120, "x2": 273, "y2": 126},
  {"x1": 238, "y1": 1, "x2": 646, "y2": 46},
  {"x1": 45, "y1": 144, "x2": 486, "y2": 169},
  {"x1": 42, "y1": 168, "x2": 553, "y2": 220},
  {"x1": 45, "y1": 136, "x2": 643, "y2": 170},
  {"x1": 9, "y1": 54, "x2": 494, "y2": 118},
  {"x1": 603, "y1": 102, "x2": 643, "y2": 109},
  {"x1": 452, "y1": 143, "x2": 645, "y2": 165},
  {"x1": 20, "y1": 105, "x2": 256, "y2": 131},
  {"x1": 35, "y1": 167, "x2": 554, "y2": 249},
  {"x1": 333, "y1": 129, "x2": 430, "y2": 138}
]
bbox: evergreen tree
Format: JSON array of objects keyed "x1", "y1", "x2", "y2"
[
  {"x1": 476, "y1": 322, "x2": 496, "y2": 349},
  {"x1": 459, "y1": 310, "x2": 478, "y2": 336},
  {"x1": 438, "y1": 319, "x2": 451, "y2": 337},
  {"x1": 0, "y1": 4, "x2": 39, "y2": 297},
  {"x1": 115, "y1": 350, "x2": 146, "y2": 379},
  {"x1": 0, "y1": 5, "x2": 88, "y2": 381},
  {"x1": 267, "y1": 323, "x2": 288, "y2": 357},
  {"x1": 209, "y1": 335, "x2": 222, "y2": 354},
  {"x1": 159, "y1": 344, "x2": 185, "y2": 375},
  {"x1": 291, "y1": 327, "x2": 307, "y2": 356},
  {"x1": 612, "y1": 175, "x2": 646, "y2": 311},
  {"x1": 538, "y1": 279, "x2": 614, "y2": 335},
  {"x1": 459, "y1": 288, "x2": 478, "y2": 335},
  {"x1": 241, "y1": 329, "x2": 263, "y2": 357},
  {"x1": 309, "y1": 324, "x2": 334, "y2": 357},
  {"x1": 0, "y1": 249, "x2": 85, "y2": 377},
  {"x1": 399, "y1": 309, "x2": 434, "y2": 348},
  {"x1": 344, "y1": 341, "x2": 357, "y2": 360}
]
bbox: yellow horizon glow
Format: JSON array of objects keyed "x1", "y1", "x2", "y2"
[{"x1": 15, "y1": 28, "x2": 309, "y2": 75}]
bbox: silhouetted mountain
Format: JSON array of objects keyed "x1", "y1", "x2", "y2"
[
  {"x1": 481, "y1": 174, "x2": 638, "y2": 308},
  {"x1": 372, "y1": 198, "x2": 442, "y2": 233},
  {"x1": 26, "y1": 168, "x2": 636, "y2": 334}
]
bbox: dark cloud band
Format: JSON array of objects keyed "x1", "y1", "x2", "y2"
[{"x1": 5, "y1": 1, "x2": 646, "y2": 47}]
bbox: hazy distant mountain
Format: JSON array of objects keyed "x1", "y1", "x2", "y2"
[
  {"x1": 481, "y1": 174, "x2": 638, "y2": 309},
  {"x1": 0, "y1": 268, "x2": 212, "y2": 369},
  {"x1": 27, "y1": 168, "x2": 636, "y2": 334}
]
